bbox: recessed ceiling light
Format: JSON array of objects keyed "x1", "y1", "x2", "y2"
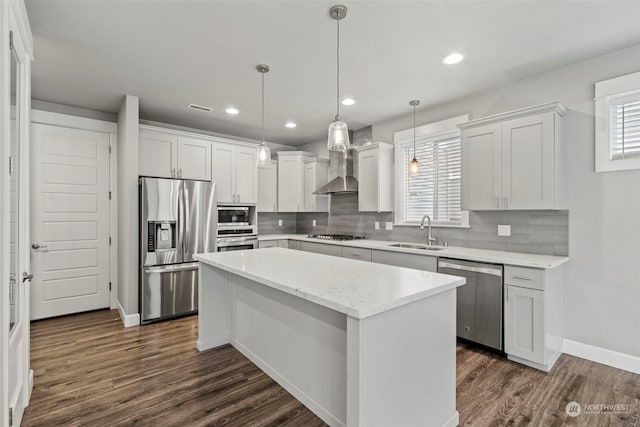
[
  {"x1": 225, "y1": 107, "x2": 239, "y2": 115},
  {"x1": 442, "y1": 53, "x2": 464, "y2": 65},
  {"x1": 285, "y1": 122, "x2": 297, "y2": 128},
  {"x1": 341, "y1": 98, "x2": 355, "y2": 106}
]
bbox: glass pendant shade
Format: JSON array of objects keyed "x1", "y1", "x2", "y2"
[
  {"x1": 409, "y1": 156, "x2": 419, "y2": 176},
  {"x1": 328, "y1": 118, "x2": 350, "y2": 151},
  {"x1": 256, "y1": 142, "x2": 271, "y2": 166}
]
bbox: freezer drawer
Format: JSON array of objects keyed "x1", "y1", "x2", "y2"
[{"x1": 141, "y1": 263, "x2": 198, "y2": 322}]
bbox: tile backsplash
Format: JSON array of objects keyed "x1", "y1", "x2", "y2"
[{"x1": 259, "y1": 193, "x2": 568, "y2": 256}]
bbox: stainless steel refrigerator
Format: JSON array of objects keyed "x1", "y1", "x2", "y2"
[{"x1": 139, "y1": 177, "x2": 216, "y2": 323}]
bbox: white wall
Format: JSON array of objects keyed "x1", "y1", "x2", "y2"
[
  {"x1": 116, "y1": 95, "x2": 139, "y2": 323},
  {"x1": 366, "y1": 44, "x2": 640, "y2": 358}
]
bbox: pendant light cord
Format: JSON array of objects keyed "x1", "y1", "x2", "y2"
[
  {"x1": 261, "y1": 71, "x2": 265, "y2": 143},
  {"x1": 336, "y1": 17, "x2": 340, "y2": 119},
  {"x1": 413, "y1": 104, "x2": 416, "y2": 156}
]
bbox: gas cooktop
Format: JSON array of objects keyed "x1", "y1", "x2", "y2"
[{"x1": 306, "y1": 234, "x2": 365, "y2": 241}]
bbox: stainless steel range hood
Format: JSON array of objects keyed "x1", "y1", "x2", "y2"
[
  {"x1": 313, "y1": 149, "x2": 358, "y2": 194},
  {"x1": 314, "y1": 126, "x2": 372, "y2": 195}
]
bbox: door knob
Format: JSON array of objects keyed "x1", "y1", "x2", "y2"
[
  {"x1": 32, "y1": 243, "x2": 48, "y2": 250},
  {"x1": 22, "y1": 272, "x2": 33, "y2": 283}
]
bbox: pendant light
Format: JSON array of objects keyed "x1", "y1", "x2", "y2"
[
  {"x1": 327, "y1": 5, "x2": 350, "y2": 152},
  {"x1": 409, "y1": 100, "x2": 420, "y2": 176},
  {"x1": 256, "y1": 64, "x2": 271, "y2": 166}
]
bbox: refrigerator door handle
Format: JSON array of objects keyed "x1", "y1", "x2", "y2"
[
  {"x1": 177, "y1": 181, "x2": 185, "y2": 261},
  {"x1": 143, "y1": 262, "x2": 199, "y2": 274}
]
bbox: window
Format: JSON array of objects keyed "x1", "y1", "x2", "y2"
[
  {"x1": 394, "y1": 115, "x2": 469, "y2": 227},
  {"x1": 595, "y1": 72, "x2": 640, "y2": 172}
]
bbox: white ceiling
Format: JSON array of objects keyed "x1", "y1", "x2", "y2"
[{"x1": 25, "y1": 1, "x2": 640, "y2": 146}]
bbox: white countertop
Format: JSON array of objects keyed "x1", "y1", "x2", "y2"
[
  {"x1": 195, "y1": 248, "x2": 465, "y2": 319},
  {"x1": 258, "y1": 234, "x2": 568, "y2": 269}
]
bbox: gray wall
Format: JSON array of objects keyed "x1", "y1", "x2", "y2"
[{"x1": 303, "y1": 43, "x2": 640, "y2": 358}]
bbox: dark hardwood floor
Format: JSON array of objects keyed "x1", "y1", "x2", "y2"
[{"x1": 22, "y1": 309, "x2": 640, "y2": 426}]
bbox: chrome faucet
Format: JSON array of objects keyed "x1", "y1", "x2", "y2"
[{"x1": 419, "y1": 214, "x2": 437, "y2": 246}]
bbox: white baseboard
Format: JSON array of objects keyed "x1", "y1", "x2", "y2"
[
  {"x1": 563, "y1": 339, "x2": 640, "y2": 375},
  {"x1": 441, "y1": 410, "x2": 459, "y2": 427},
  {"x1": 231, "y1": 338, "x2": 344, "y2": 427},
  {"x1": 196, "y1": 336, "x2": 230, "y2": 352},
  {"x1": 117, "y1": 300, "x2": 140, "y2": 328}
]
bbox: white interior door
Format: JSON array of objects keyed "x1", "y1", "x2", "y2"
[
  {"x1": 30, "y1": 123, "x2": 111, "y2": 320},
  {"x1": 5, "y1": 18, "x2": 33, "y2": 427}
]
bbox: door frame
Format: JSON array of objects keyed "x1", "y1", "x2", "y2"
[{"x1": 30, "y1": 109, "x2": 119, "y2": 312}]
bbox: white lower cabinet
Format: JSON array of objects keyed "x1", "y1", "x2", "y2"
[
  {"x1": 342, "y1": 247, "x2": 372, "y2": 262},
  {"x1": 277, "y1": 240, "x2": 289, "y2": 248},
  {"x1": 297, "y1": 241, "x2": 343, "y2": 257},
  {"x1": 371, "y1": 249, "x2": 437, "y2": 272},
  {"x1": 503, "y1": 265, "x2": 564, "y2": 372},
  {"x1": 258, "y1": 240, "x2": 278, "y2": 249}
]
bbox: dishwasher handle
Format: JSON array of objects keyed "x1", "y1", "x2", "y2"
[{"x1": 438, "y1": 260, "x2": 502, "y2": 277}]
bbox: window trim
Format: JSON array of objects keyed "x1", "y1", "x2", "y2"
[
  {"x1": 393, "y1": 115, "x2": 470, "y2": 228},
  {"x1": 595, "y1": 72, "x2": 640, "y2": 172}
]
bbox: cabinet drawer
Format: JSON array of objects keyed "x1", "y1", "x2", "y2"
[
  {"x1": 288, "y1": 240, "x2": 298, "y2": 250},
  {"x1": 342, "y1": 247, "x2": 372, "y2": 262},
  {"x1": 277, "y1": 240, "x2": 289, "y2": 248},
  {"x1": 504, "y1": 266, "x2": 544, "y2": 290},
  {"x1": 258, "y1": 240, "x2": 278, "y2": 249}
]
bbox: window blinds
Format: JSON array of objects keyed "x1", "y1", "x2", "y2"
[
  {"x1": 610, "y1": 97, "x2": 640, "y2": 160},
  {"x1": 404, "y1": 134, "x2": 462, "y2": 223}
]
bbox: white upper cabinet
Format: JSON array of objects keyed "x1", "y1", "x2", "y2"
[
  {"x1": 277, "y1": 151, "x2": 317, "y2": 212},
  {"x1": 356, "y1": 142, "x2": 394, "y2": 212},
  {"x1": 258, "y1": 161, "x2": 277, "y2": 212},
  {"x1": 211, "y1": 142, "x2": 258, "y2": 204},
  {"x1": 460, "y1": 102, "x2": 566, "y2": 211},
  {"x1": 303, "y1": 158, "x2": 329, "y2": 212},
  {"x1": 139, "y1": 127, "x2": 211, "y2": 181},
  {"x1": 177, "y1": 136, "x2": 212, "y2": 181}
]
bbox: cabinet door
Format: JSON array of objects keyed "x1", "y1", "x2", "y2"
[
  {"x1": 258, "y1": 164, "x2": 277, "y2": 212},
  {"x1": 504, "y1": 285, "x2": 545, "y2": 364},
  {"x1": 177, "y1": 137, "x2": 211, "y2": 181},
  {"x1": 277, "y1": 240, "x2": 289, "y2": 248},
  {"x1": 358, "y1": 150, "x2": 378, "y2": 211},
  {"x1": 236, "y1": 147, "x2": 258, "y2": 204},
  {"x1": 502, "y1": 112, "x2": 554, "y2": 209},
  {"x1": 259, "y1": 240, "x2": 278, "y2": 249},
  {"x1": 211, "y1": 143, "x2": 235, "y2": 203},
  {"x1": 462, "y1": 124, "x2": 502, "y2": 210},
  {"x1": 278, "y1": 158, "x2": 302, "y2": 212},
  {"x1": 303, "y1": 163, "x2": 315, "y2": 212},
  {"x1": 139, "y1": 130, "x2": 177, "y2": 178}
]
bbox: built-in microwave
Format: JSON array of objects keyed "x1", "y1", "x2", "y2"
[{"x1": 217, "y1": 205, "x2": 257, "y2": 237}]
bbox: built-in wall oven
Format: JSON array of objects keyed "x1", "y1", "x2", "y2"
[{"x1": 216, "y1": 205, "x2": 258, "y2": 252}]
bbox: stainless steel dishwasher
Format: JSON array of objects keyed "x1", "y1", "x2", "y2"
[{"x1": 437, "y1": 258, "x2": 504, "y2": 351}]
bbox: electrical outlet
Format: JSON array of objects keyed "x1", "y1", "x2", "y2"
[
  {"x1": 498, "y1": 225, "x2": 511, "y2": 237},
  {"x1": 374, "y1": 221, "x2": 380, "y2": 230},
  {"x1": 312, "y1": 219, "x2": 317, "y2": 227},
  {"x1": 278, "y1": 219, "x2": 283, "y2": 227},
  {"x1": 385, "y1": 222, "x2": 393, "y2": 231}
]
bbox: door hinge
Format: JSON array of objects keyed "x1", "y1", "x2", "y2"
[
  {"x1": 8, "y1": 156, "x2": 14, "y2": 176},
  {"x1": 9, "y1": 31, "x2": 14, "y2": 51},
  {"x1": 9, "y1": 407, "x2": 13, "y2": 426},
  {"x1": 109, "y1": 145, "x2": 112, "y2": 154},
  {"x1": 109, "y1": 236, "x2": 112, "y2": 246},
  {"x1": 109, "y1": 282, "x2": 112, "y2": 291},
  {"x1": 109, "y1": 191, "x2": 112, "y2": 200}
]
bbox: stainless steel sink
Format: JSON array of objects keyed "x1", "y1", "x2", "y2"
[{"x1": 388, "y1": 243, "x2": 445, "y2": 251}]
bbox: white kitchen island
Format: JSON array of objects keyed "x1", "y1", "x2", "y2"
[{"x1": 194, "y1": 248, "x2": 465, "y2": 427}]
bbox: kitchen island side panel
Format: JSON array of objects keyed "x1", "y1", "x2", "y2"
[{"x1": 197, "y1": 265, "x2": 232, "y2": 351}]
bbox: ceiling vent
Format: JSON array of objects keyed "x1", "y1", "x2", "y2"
[{"x1": 188, "y1": 103, "x2": 213, "y2": 113}]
